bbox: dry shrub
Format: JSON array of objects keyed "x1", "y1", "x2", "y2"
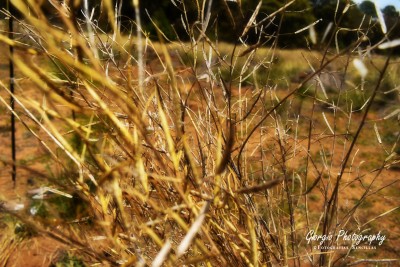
[{"x1": 0, "y1": 1, "x2": 399, "y2": 266}]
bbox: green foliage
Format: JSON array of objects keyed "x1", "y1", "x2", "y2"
[
  {"x1": 359, "y1": 1, "x2": 377, "y2": 17},
  {"x1": 382, "y1": 6, "x2": 400, "y2": 54},
  {"x1": 52, "y1": 252, "x2": 86, "y2": 267},
  {"x1": 29, "y1": 193, "x2": 89, "y2": 223},
  {"x1": 263, "y1": 0, "x2": 316, "y2": 47},
  {"x1": 69, "y1": 132, "x2": 84, "y2": 154},
  {"x1": 29, "y1": 200, "x2": 48, "y2": 218},
  {"x1": 8, "y1": 0, "x2": 393, "y2": 48},
  {"x1": 238, "y1": 0, "x2": 316, "y2": 47}
]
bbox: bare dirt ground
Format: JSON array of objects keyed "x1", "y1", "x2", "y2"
[{"x1": 0, "y1": 42, "x2": 67, "y2": 266}]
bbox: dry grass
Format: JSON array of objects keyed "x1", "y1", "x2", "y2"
[{"x1": 0, "y1": 1, "x2": 400, "y2": 266}]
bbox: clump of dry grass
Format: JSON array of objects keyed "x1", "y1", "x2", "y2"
[{"x1": 0, "y1": 1, "x2": 400, "y2": 266}]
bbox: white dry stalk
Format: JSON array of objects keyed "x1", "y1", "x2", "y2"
[
  {"x1": 106, "y1": 0, "x2": 122, "y2": 77},
  {"x1": 378, "y1": 39, "x2": 400, "y2": 50},
  {"x1": 362, "y1": 206, "x2": 400, "y2": 227},
  {"x1": 111, "y1": 0, "x2": 122, "y2": 44},
  {"x1": 303, "y1": 56, "x2": 328, "y2": 99},
  {"x1": 319, "y1": 149, "x2": 329, "y2": 171},
  {"x1": 82, "y1": 0, "x2": 98, "y2": 58},
  {"x1": 316, "y1": 75, "x2": 328, "y2": 99},
  {"x1": 294, "y1": 19, "x2": 321, "y2": 35},
  {"x1": 384, "y1": 109, "x2": 400, "y2": 120},
  {"x1": 353, "y1": 58, "x2": 368, "y2": 79},
  {"x1": 309, "y1": 24, "x2": 317, "y2": 45},
  {"x1": 1, "y1": 202, "x2": 25, "y2": 211},
  {"x1": 374, "y1": 1, "x2": 387, "y2": 34},
  {"x1": 385, "y1": 152, "x2": 398, "y2": 162},
  {"x1": 255, "y1": 0, "x2": 295, "y2": 26},
  {"x1": 321, "y1": 22, "x2": 333, "y2": 44},
  {"x1": 250, "y1": 134, "x2": 269, "y2": 157},
  {"x1": 28, "y1": 187, "x2": 73, "y2": 199},
  {"x1": 91, "y1": 236, "x2": 107, "y2": 241},
  {"x1": 342, "y1": 3, "x2": 350, "y2": 14},
  {"x1": 176, "y1": 201, "x2": 211, "y2": 257},
  {"x1": 322, "y1": 112, "x2": 334, "y2": 135},
  {"x1": 292, "y1": 115, "x2": 300, "y2": 161},
  {"x1": 349, "y1": 148, "x2": 360, "y2": 180},
  {"x1": 133, "y1": 0, "x2": 144, "y2": 96},
  {"x1": 201, "y1": 0, "x2": 213, "y2": 34},
  {"x1": 241, "y1": 1, "x2": 262, "y2": 38},
  {"x1": 384, "y1": 85, "x2": 400, "y2": 94},
  {"x1": 374, "y1": 123, "x2": 382, "y2": 144},
  {"x1": 151, "y1": 240, "x2": 172, "y2": 267},
  {"x1": 359, "y1": 96, "x2": 371, "y2": 111}
]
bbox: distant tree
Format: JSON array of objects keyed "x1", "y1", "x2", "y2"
[
  {"x1": 382, "y1": 5, "x2": 399, "y2": 18},
  {"x1": 382, "y1": 5, "x2": 399, "y2": 35},
  {"x1": 310, "y1": 0, "x2": 331, "y2": 6},
  {"x1": 253, "y1": 0, "x2": 316, "y2": 47},
  {"x1": 382, "y1": 5, "x2": 400, "y2": 54},
  {"x1": 208, "y1": 0, "x2": 246, "y2": 42},
  {"x1": 0, "y1": 1, "x2": 8, "y2": 18},
  {"x1": 198, "y1": 0, "x2": 316, "y2": 46},
  {"x1": 139, "y1": 1, "x2": 180, "y2": 39},
  {"x1": 313, "y1": 0, "x2": 366, "y2": 47},
  {"x1": 359, "y1": 0, "x2": 377, "y2": 17}
]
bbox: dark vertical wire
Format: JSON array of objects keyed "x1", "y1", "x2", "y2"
[
  {"x1": 67, "y1": 1, "x2": 81, "y2": 122},
  {"x1": 7, "y1": 0, "x2": 16, "y2": 185}
]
